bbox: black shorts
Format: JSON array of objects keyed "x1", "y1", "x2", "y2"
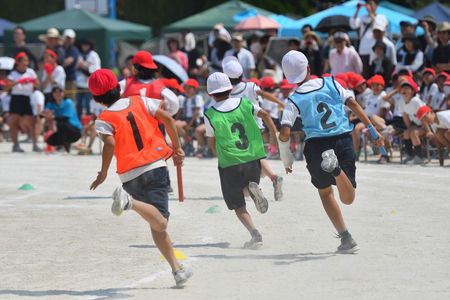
[
  {"x1": 291, "y1": 118, "x2": 304, "y2": 132},
  {"x1": 122, "y1": 167, "x2": 170, "y2": 219},
  {"x1": 9, "y1": 95, "x2": 33, "y2": 116},
  {"x1": 263, "y1": 117, "x2": 281, "y2": 131},
  {"x1": 304, "y1": 133, "x2": 357, "y2": 190},
  {"x1": 218, "y1": 160, "x2": 261, "y2": 210},
  {"x1": 385, "y1": 116, "x2": 406, "y2": 131}
]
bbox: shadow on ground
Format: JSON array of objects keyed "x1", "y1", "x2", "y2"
[
  {"x1": 0, "y1": 287, "x2": 147, "y2": 299},
  {"x1": 129, "y1": 242, "x2": 231, "y2": 249}
]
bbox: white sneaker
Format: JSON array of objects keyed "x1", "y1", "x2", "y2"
[
  {"x1": 321, "y1": 149, "x2": 338, "y2": 173},
  {"x1": 111, "y1": 186, "x2": 132, "y2": 216},
  {"x1": 273, "y1": 175, "x2": 284, "y2": 201},
  {"x1": 248, "y1": 182, "x2": 268, "y2": 214},
  {"x1": 173, "y1": 265, "x2": 194, "y2": 286},
  {"x1": 412, "y1": 156, "x2": 427, "y2": 165},
  {"x1": 400, "y1": 155, "x2": 413, "y2": 164}
]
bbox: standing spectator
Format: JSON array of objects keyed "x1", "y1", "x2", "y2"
[
  {"x1": 224, "y1": 32, "x2": 255, "y2": 80},
  {"x1": 329, "y1": 31, "x2": 363, "y2": 76},
  {"x1": 256, "y1": 35, "x2": 275, "y2": 79},
  {"x1": 417, "y1": 14, "x2": 438, "y2": 67},
  {"x1": 369, "y1": 41, "x2": 394, "y2": 86},
  {"x1": 369, "y1": 20, "x2": 397, "y2": 72},
  {"x1": 11, "y1": 27, "x2": 38, "y2": 70},
  {"x1": 4, "y1": 52, "x2": 41, "y2": 152},
  {"x1": 180, "y1": 30, "x2": 202, "y2": 80},
  {"x1": 301, "y1": 24, "x2": 312, "y2": 36},
  {"x1": 118, "y1": 55, "x2": 134, "y2": 81},
  {"x1": 41, "y1": 49, "x2": 66, "y2": 106},
  {"x1": 62, "y1": 29, "x2": 80, "y2": 103},
  {"x1": 166, "y1": 38, "x2": 189, "y2": 72},
  {"x1": 350, "y1": 0, "x2": 387, "y2": 79},
  {"x1": 209, "y1": 35, "x2": 231, "y2": 75},
  {"x1": 432, "y1": 22, "x2": 450, "y2": 74},
  {"x1": 300, "y1": 31, "x2": 322, "y2": 77},
  {"x1": 396, "y1": 34, "x2": 424, "y2": 74},
  {"x1": 394, "y1": 21, "x2": 414, "y2": 51},
  {"x1": 76, "y1": 37, "x2": 101, "y2": 118},
  {"x1": 38, "y1": 28, "x2": 65, "y2": 65}
]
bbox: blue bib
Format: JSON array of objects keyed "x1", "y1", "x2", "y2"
[{"x1": 289, "y1": 77, "x2": 353, "y2": 140}]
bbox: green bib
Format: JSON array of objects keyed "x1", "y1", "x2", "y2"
[{"x1": 205, "y1": 98, "x2": 266, "y2": 168}]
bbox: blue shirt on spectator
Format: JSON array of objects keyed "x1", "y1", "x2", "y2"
[
  {"x1": 64, "y1": 45, "x2": 80, "y2": 81},
  {"x1": 45, "y1": 98, "x2": 82, "y2": 131}
]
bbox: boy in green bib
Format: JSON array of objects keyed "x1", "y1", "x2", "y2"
[{"x1": 204, "y1": 72, "x2": 278, "y2": 249}]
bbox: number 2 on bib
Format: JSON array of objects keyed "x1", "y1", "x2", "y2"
[
  {"x1": 317, "y1": 102, "x2": 337, "y2": 130},
  {"x1": 231, "y1": 123, "x2": 249, "y2": 150}
]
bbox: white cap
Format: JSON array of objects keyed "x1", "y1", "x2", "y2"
[
  {"x1": 333, "y1": 31, "x2": 346, "y2": 40},
  {"x1": 373, "y1": 20, "x2": 387, "y2": 32},
  {"x1": 207, "y1": 72, "x2": 233, "y2": 94},
  {"x1": 282, "y1": 51, "x2": 308, "y2": 84},
  {"x1": 63, "y1": 29, "x2": 76, "y2": 39},
  {"x1": 222, "y1": 56, "x2": 243, "y2": 79}
]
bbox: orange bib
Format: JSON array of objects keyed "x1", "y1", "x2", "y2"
[
  {"x1": 98, "y1": 96, "x2": 172, "y2": 174},
  {"x1": 122, "y1": 75, "x2": 166, "y2": 101}
]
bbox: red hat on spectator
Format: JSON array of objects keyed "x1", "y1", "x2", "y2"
[
  {"x1": 310, "y1": 75, "x2": 319, "y2": 79},
  {"x1": 15, "y1": 52, "x2": 27, "y2": 63},
  {"x1": 421, "y1": 68, "x2": 436, "y2": 77},
  {"x1": 162, "y1": 78, "x2": 185, "y2": 93},
  {"x1": 45, "y1": 49, "x2": 58, "y2": 60},
  {"x1": 391, "y1": 70, "x2": 398, "y2": 79},
  {"x1": 417, "y1": 106, "x2": 432, "y2": 120},
  {"x1": 437, "y1": 72, "x2": 450, "y2": 81},
  {"x1": 280, "y1": 78, "x2": 294, "y2": 89},
  {"x1": 185, "y1": 78, "x2": 199, "y2": 89},
  {"x1": 398, "y1": 68, "x2": 413, "y2": 78},
  {"x1": 366, "y1": 78, "x2": 372, "y2": 88},
  {"x1": 89, "y1": 69, "x2": 118, "y2": 96},
  {"x1": 349, "y1": 74, "x2": 366, "y2": 88},
  {"x1": 335, "y1": 73, "x2": 349, "y2": 84},
  {"x1": 400, "y1": 76, "x2": 418, "y2": 93},
  {"x1": 132, "y1": 51, "x2": 157, "y2": 69},
  {"x1": 248, "y1": 78, "x2": 260, "y2": 86},
  {"x1": 322, "y1": 73, "x2": 332, "y2": 77},
  {"x1": 260, "y1": 77, "x2": 275, "y2": 89},
  {"x1": 335, "y1": 78, "x2": 347, "y2": 89},
  {"x1": 370, "y1": 74, "x2": 385, "y2": 86}
]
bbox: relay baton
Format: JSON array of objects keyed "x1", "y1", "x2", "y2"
[
  {"x1": 368, "y1": 125, "x2": 386, "y2": 155},
  {"x1": 177, "y1": 165, "x2": 184, "y2": 202}
]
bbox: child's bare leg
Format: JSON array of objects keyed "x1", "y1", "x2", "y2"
[
  {"x1": 10, "y1": 114, "x2": 20, "y2": 143},
  {"x1": 352, "y1": 122, "x2": 364, "y2": 151},
  {"x1": 234, "y1": 205, "x2": 256, "y2": 232},
  {"x1": 318, "y1": 187, "x2": 346, "y2": 233},
  {"x1": 151, "y1": 227, "x2": 181, "y2": 271},
  {"x1": 260, "y1": 159, "x2": 274, "y2": 178},
  {"x1": 436, "y1": 129, "x2": 450, "y2": 149},
  {"x1": 87, "y1": 125, "x2": 97, "y2": 149},
  {"x1": 334, "y1": 172, "x2": 355, "y2": 205},
  {"x1": 175, "y1": 121, "x2": 189, "y2": 144},
  {"x1": 24, "y1": 115, "x2": 37, "y2": 144},
  {"x1": 195, "y1": 125, "x2": 205, "y2": 147},
  {"x1": 410, "y1": 127, "x2": 427, "y2": 146}
]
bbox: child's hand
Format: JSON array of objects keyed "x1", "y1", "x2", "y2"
[
  {"x1": 373, "y1": 131, "x2": 385, "y2": 148},
  {"x1": 172, "y1": 147, "x2": 185, "y2": 167},
  {"x1": 285, "y1": 166, "x2": 293, "y2": 174},
  {"x1": 426, "y1": 131, "x2": 434, "y2": 139},
  {"x1": 90, "y1": 172, "x2": 107, "y2": 190}
]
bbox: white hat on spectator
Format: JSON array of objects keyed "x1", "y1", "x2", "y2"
[
  {"x1": 333, "y1": 31, "x2": 347, "y2": 40},
  {"x1": 207, "y1": 72, "x2": 233, "y2": 95},
  {"x1": 38, "y1": 28, "x2": 63, "y2": 43},
  {"x1": 282, "y1": 50, "x2": 308, "y2": 84},
  {"x1": 373, "y1": 20, "x2": 387, "y2": 32},
  {"x1": 63, "y1": 29, "x2": 76, "y2": 39},
  {"x1": 231, "y1": 32, "x2": 243, "y2": 41},
  {"x1": 222, "y1": 56, "x2": 243, "y2": 79}
]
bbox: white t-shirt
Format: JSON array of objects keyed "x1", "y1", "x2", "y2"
[
  {"x1": 430, "y1": 110, "x2": 450, "y2": 132},
  {"x1": 356, "y1": 87, "x2": 372, "y2": 106},
  {"x1": 281, "y1": 79, "x2": 353, "y2": 127},
  {"x1": 30, "y1": 90, "x2": 45, "y2": 116},
  {"x1": 398, "y1": 96, "x2": 426, "y2": 125},
  {"x1": 0, "y1": 92, "x2": 11, "y2": 112},
  {"x1": 89, "y1": 99, "x2": 105, "y2": 117},
  {"x1": 178, "y1": 94, "x2": 204, "y2": 119},
  {"x1": 42, "y1": 65, "x2": 66, "y2": 93},
  {"x1": 349, "y1": 14, "x2": 388, "y2": 55},
  {"x1": 262, "y1": 95, "x2": 280, "y2": 119},
  {"x1": 224, "y1": 48, "x2": 256, "y2": 80},
  {"x1": 77, "y1": 50, "x2": 101, "y2": 88},
  {"x1": 444, "y1": 85, "x2": 450, "y2": 98},
  {"x1": 421, "y1": 83, "x2": 439, "y2": 105},
  {"x1": 205, "y1": 97, "x2": 261, "y2": 137},
  {"x1": 230, "y1": 82, "x2": 263, "y2": 129},
  {"x1": 7, "y1": 68, "x2": 37, "y2": 96},
  {"x1": 386, "y1": 86, "x2": 403, "y2": 117},
  {"x1": 430, "y1": 91, "x2": 447, "y2": 111},
  {"x1": 119, "y1": 78, "x2": 179, "y2": 116},
  {"x1": 95, "y1": 96, "x2": 166, "y2": 183},
  {"x1": 369, "y1": 36, "x2": 397, "y2": 66},
  {"x1": 364, "y1": 91, "x2": 389, "y2": 118}
]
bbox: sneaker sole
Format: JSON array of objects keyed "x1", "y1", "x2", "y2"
[
  {"x1": 111, "y1": 187, "x2": 124, "y2": 216},
  {"x1": 274, "y1": 177, "x2": 284, "y2": 201},
  {"x1": 336, "y1": 246, "x2": 359, "y2": 254},
  {"x1": 248, "y1": 182, "x2": 268, "y2": 214},
  {"x1": 248, "y1": 242, "x2": 263, "y2": 250}
]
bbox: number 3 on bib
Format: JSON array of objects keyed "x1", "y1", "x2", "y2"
[
  {"x1": 231, "y1": 123, "x2": 249, "y2": 150},
  {"x1": 317, "y1": 102, "x2": 336, "y2": 130}
]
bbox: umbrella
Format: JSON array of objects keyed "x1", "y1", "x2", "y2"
[
  {"x1": 152, "y1": 55, "x2": 189, "y2": 83},
  {"x1": 315, "y1": 15, "x2": 352, "y2": 33},
  {"x1": 264, "y1": 37, "x2": 301, "y2": 66},
  {"x1": 235, "y1": 14, "x2": 282, "y2": 30}
]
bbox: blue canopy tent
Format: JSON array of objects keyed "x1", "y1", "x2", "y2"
[
  {"x1": 379, "y1": 1, "x2": 415, "y2": 16},
  {"x1": 0, "y1": 18, "x2": 15, "y2": 43},
  {"x1": 411, "y1": 2, "x2": 450, "y2": 23},
  {"x1": 280, "y1": 0, "x2": 423, "y2": 38}
]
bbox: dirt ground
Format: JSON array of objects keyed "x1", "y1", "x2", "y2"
[{"x1": 1, "y1": 140, "x2": 449, "y2": 300}]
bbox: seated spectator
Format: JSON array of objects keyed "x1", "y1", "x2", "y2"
[
  {"x1": 224, "y1": 32, "x2": 256, "y2": 80},
  {"x1": 174, "y1": 79, "x2": 204, "y2": 156},
  {"x1": 259, "y1": 77, "x2": 279, "y2": 159},
  {"x1": 166, "y1": 38, "x2": 189, "y2": 72},
  {"x1": 430, "y1": 73, "x2": 450, "y2": 112},
  {"x1": 432, "y1": 21, "x2": 450, "y2": 74},
  {"x1": 352, "y1": 75, "x2": 389, "y2": 158},
  {"x1": 30, "y1": 89, "x2": 45, "y2": 140},
  {"x1": 420, "y1": 68, "x2": 438, "y2": 106},
  {"x1": 349, "y1": 74, "x2": 372, "y2": 108},
  {"x1": 161, "y1": 78, "x2": 185, "y2": 96},
  {"x1": 300, "y1": 31, "x2": 322, "y2": 77},
  {"x1": 369, "y1": 20, "x2": 397, "y2": 75},
  {"x1": 11, "y1": 26, "x2": 38, "y2": 70},
  {"x1": 398, "y1": 76, "x2": 429, "y2": 164},
  {"x1": 77, "y1": 98, "x2": 105, "y2": 154},
  {"x1": 396, "y1": 34, "x2": 424, "y2": 75},
  {"x1": 329, "y1": 31, "x2": 363, "y2": 76},
  {"x1": 118, "y1": 55, "x2": 134, "y2": 81},
  {"x1": 395, "y1": 21, "x2": 414, "y2": 51},
  {"x1": 43, "y1": 85, "x2": 82, "y2": 152},
  {"x1": 369, "y1": 41, "x2": 394, "y2": 86},
  {"x1": 42, "y1": 49, "x2": 66, "y2": 106}
]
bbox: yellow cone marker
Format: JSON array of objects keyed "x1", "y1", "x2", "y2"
[
  {"x1": 160, "y1": 249, "x2": 187, "y2": 260},
  {"x1": 391, "y1": 211, "x2": 396, "y2": 213}
]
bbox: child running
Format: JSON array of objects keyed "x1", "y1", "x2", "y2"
[
  {"x1": 88, "y1": 69, "x2": 193, "y2": 286},
  {"x1": 204, "y1": 72, "x2": 278, "y2": 249},
  {"x1": 278, "y1": 51, "x2": 384, "y2": 253},
  {"x1": 221, "y1": 56, "x2": 285, "y2": 201}
]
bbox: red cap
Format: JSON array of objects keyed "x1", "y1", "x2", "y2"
[
  {"x1": 416, "y1": 105, "x2": 432, "y2": 120},
  {"x1": 310, "y1": 75, "x2": 319, "y2": 79},
  {"x1": 349, "y1": 74, "x2": 366, "y2": 88},
  {"x1": 15, "y1": 52, "x2": 27, "y2": 63},
  {"x1": 260, "y1": 77, "x2": 275, "y2": 89},
  {"x1": 322, "y1": 73, "x2": 332, "y2": 78},
  {"x1": 400, "y1": 76, "x2": 418, "y2": 93},
  {"x1": 45, "y1": 49, "x2": 58, "y2": 60},
  {"x1": 132, "y1": 51, "x2": 157, "y2": 69},
  {"x1": 366, "y1": 78, "x2": 372, "y2": 88},
  {"x1": 421, "y1": 68, "x2": 436, "y2": 77},
  {"x1": 185, "y1": 78, "x2": 199, "y2": 89},
  {"x1": 335, "y1": 78, "x2": 347, "y2": 89},
  {"x1": 162, "y1": 78, "x2": 184, "y2": 93},
  {"x1": 280, "y1": 78, "x2": 294, "y2": 89},
  {"x1": 335, "y1": 73, "x2": 349, "y2": 83},
  {"x1": 88, "y1": 69, "x2": 118, "y2": 96},
  {"x1": 248, "y1": 78, "x2": 260, "y2": 86},
  {"x1": 398, "y1": 68, "x2": 413, "y2": 78},
  {"x1": 345, "y1": 72, "x2": 356, "y2": 88},
  {"x1": 370, "y1": 74, "x2": 385, "y2": 86},
  {"x1": 437, "y1": 72, "x2": 450, "y2": 80}
]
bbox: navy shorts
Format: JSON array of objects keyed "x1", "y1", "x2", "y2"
[
  {"x1": 304, "y1": 133, "x2": 357, "y2": 190},
  {"x1": 291, "y1": 118, "x2": 304, "y2": 132},
  {"x1": 218, "y1": 160, "x2": 261, "y2": 210},
  {"x1": 10, "y1": 95, "x2": 33, "y2": 116},
  {"x1": 263, "y1": 117, "x2": 281, "y2": 131},
  {"x1": 385, "y1": 116, "x2": 406, "y2": 131},
  {"x1": 122, "y1": 167, "x2": 170, "y2": 219}
]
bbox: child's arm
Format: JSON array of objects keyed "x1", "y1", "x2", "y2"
[
  {"x1": 257, "y1": 109, "x2": 278, "y2": 140},
  {"x1": 208, "y1": 137, "x2": 216, "y2": 150},
  {"x1": 155, "y1": 108, "x2": 185, "y2": 167},
  {"x1": 90, "y1": 134, "x2": 115, "y2": 190},
  {"x1": 256, "y1": 90, "x2": 286, "y2": 108},
  {"x1": 382, "y1": 88, "x2": 397, "y2": 106},
  {"x1": 347, "y1": 97, "x2": 385, "y2": 148}
]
